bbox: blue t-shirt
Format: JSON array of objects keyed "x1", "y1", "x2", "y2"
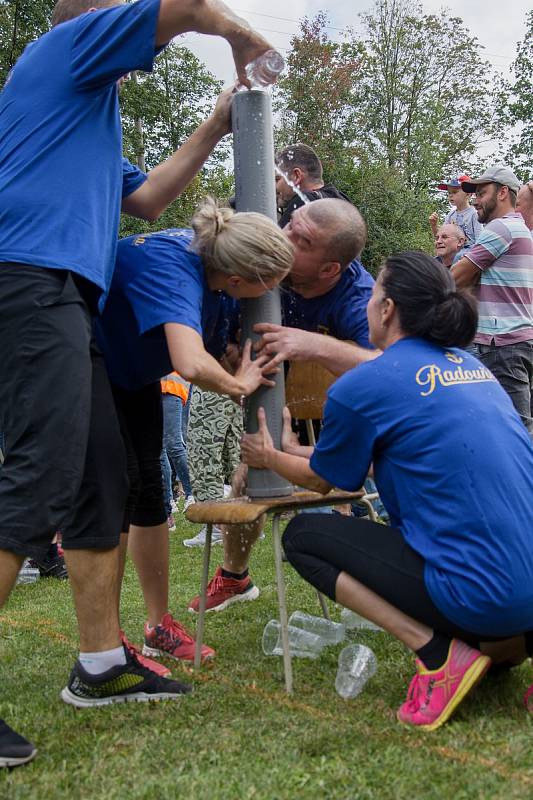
[
  {"x1": 0, "y1": 0, "x2": 160, "y2": 292},
  {"x1": 122, "y1": 157, "x2": 147, "y2": 198},
  {"x1": 95, "y1": 229, "x2": 238, "y2": 390},
  {"x1": 281, "y1": 260, "x2": 374, "y2": 346},
  {"x1": 310, "y1": 338, "x2": 533, "y2": 636}
]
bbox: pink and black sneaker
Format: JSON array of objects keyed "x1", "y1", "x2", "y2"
[
  {"x1": 143, "y1": 613, "x2": 215, "y2": 664},
  {"x1": 397, "y1": 639, "x2": 491, "y2": 731}
]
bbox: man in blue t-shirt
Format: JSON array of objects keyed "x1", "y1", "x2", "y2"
[
  {"x1": 0, "y1": 0, "x2": 273, "y2": 758},
  {"x1": 186, "y1": 197, "x2": 377, "y2": 613}
]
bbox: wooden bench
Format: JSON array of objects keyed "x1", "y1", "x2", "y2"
[{"x1": 185, "y1": 489, "x2": 364, "y2": 693}]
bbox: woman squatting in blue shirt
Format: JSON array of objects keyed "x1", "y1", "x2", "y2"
[{"x1": 241, "y1": 251, "x2": 533, "y2": 731}]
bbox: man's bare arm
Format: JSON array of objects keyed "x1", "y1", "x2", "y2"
[
  {"x1": 156, "y1": 0, "x2": 271, "y2": 87},
  {"x1": 122, "y1": 88, "x2": 233, "y2": 221},
  {"x1": 451, "y1": 256, "x2": 481, "y2": 289},
  {"x1": 254, "y1": 323, "x2": 380, "y2": 377}
]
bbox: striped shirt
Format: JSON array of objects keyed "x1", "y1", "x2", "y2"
[{"x1": 465, "y1": 212, "x2": 533, "y2": 345}]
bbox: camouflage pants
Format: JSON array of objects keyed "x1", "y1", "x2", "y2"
[{"x1": 187, "y1": 387, "x2": 243, "y2": 502}]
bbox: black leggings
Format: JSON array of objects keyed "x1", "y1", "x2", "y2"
[{"x1": 283, "y1": 514, "x2": 518, "y2": 645}]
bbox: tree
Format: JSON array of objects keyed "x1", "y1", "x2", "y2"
[
  {"x1": 119, "y1": 42, "x2": 233, "y2": 235},
  {"x1": 273, "y1": 12, "x2": 364, "y2": 187},
  {"x1": 0, "y1": 0, "x2": 54, "y2": 86},
  {"x1": 504, "y1": 10, "x2": 533, "y2": 180},
  {"x1": 356, "y1": 0, "x2": 502, "y2": 190}
]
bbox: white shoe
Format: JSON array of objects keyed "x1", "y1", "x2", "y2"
[
  {"x1": 183, "y1": 526, "x2": 223, "y2": 548},
  {"x1": 171, "y1": 498, "x2": 179, "y2": 513},
  {"x1": 183, "y1": 495, "x2": 195, "y2": 511}
]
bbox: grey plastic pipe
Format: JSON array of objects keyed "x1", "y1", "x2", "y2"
[{"x1": 232, "y1": 90, "x2": 292, "y2": 497}]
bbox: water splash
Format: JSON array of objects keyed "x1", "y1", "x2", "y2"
[{"x1": 275, "y1": 164, "x2": 310, "y2": 205}]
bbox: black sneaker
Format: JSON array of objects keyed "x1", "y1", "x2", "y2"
[
  {"x1": 30, "y1": 553, "x2": 68, "y2": 580},
  {"x1": 0, "y1": 719, "x2": 37, "y2": 768},
  {"x1": 60, "y1": 647, "x2": 192, "y2": 707}
]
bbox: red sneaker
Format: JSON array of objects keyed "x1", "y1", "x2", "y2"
[
  {"x1": 120, "y1": 631, "x2": 171, "y2": 677},
  {"x1": 397, "y1": 639, "x2": 491, "y2": 731},
  {"x1": 143, "y1": 612, "x2": 215, "y2": 663},
  {"x1": 188, "y1": 566, "x2": 260, "y2": 614}
]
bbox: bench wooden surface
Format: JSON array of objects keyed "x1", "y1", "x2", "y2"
[{"x1": 184, "y1": 489, "x2": 364, "y2": 525}]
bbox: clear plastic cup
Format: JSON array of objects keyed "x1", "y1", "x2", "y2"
[
  {"x1": 16, "y1": 559, "x2": 40, "y2": 585},
  {"x1": 340, "y1": 607, "x2": 382, "y2": 632},
  {"x1": 262, "y1": 619, "x2": 325, "y2": 659},
  {"x1": 335, "y1": 644, "x2": 377, "y2": 699},
  {"x1": 288, "y1": 611, "x2": 346, "y2": 645}
]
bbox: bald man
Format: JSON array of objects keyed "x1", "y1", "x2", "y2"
[
  {"x1": 187, "y1": 198, "x2": 375, "y2": 614},
  {"x1": 435, "y1": 223, "x2": 467, "y2": 268},
  {"x1": 280, "y1": 198, "x2": 374, "y2": 347}
]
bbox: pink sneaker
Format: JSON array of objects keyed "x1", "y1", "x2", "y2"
[
  {"x1": 120, "y1": 631, "x2": 171, "y2": 677},
  {"x1": 397, "y1": 639, "x2": 491, "y2": 731},
  {"x1": 143, "y1": 612, "x2": 215, "y2": 664}
]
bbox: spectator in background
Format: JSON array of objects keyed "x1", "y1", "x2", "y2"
[
  {"x1": 182, "y1": 388, "x2": 242, "y2": 547},
  {"x1": 452, "y1": 165, "x2": 533, "y2": 434},
  {"x1": 160, "y1": 372, "x2": 194, "y2": 530},
  {"x1": 429, "y1": 175, "x2": 482, "y2": 248},
  {"x1": 517, "y1": 180, "x2": 533, "y2": 232},
  {"x1": 275, "y1": 143, "x2": 353, "y2": 229},
  {"x1": 434, "y1": 223, "x2": 467, "y2": 268}
]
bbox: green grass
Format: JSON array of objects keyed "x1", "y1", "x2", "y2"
[{"x1": 1, "y1": 515, "x2": 532, "y2": 799}]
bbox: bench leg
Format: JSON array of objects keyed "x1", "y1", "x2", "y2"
[
  {"x1": 272, "y1": 513, "x2": 293, "y2": 694},
  {"x1": 316, "y1": 590, "x2": 330, "y2": 620},
  {"x1": 194, "y1": 523, "x2": 212, "y2": 670}
]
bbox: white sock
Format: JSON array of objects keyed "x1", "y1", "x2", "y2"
[{"x1": 79, "y1": 645, "x2": 127, "y2": 675}]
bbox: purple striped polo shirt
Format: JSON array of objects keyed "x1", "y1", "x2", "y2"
[{"x1": 465, "y1": 212, "x2": 533, "y2": 345}]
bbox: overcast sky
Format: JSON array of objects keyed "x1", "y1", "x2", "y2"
[{"x1": 180, "y1": 1, "x2": 530, "y2": 87}]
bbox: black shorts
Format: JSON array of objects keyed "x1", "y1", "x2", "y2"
[
  {"x1": 283, "y1": 514, "x2": 521, "y2": 643},
  {"x1": 112, "y1": 382, "x2": 167, "y2": 532},
  {"x1": 0, "y1": 264, "x2": 127, "y2": 558}
]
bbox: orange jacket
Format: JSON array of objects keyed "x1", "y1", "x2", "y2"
[{"x1": 160, "y1": 372, "x2": 189, "y2": 404}]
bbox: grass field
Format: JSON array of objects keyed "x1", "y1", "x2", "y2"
[{"x1": 1, "y1": 514, "x2": 532, "y2": 799}]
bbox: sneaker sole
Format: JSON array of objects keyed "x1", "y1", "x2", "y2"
[
  {"x1": 60, "y1": 687, "x2": 186, "y2": 708},
  {"x1": 398, "y1": 655, "x2": 491, "y2": 732},
  {"x1": 188, "y1": 585, "x2": 260, "y2": 614},
  {"x1": 141, "y1": 644, "x2": 215, "y2": 664},
  {"x1": 183, "y1": 538, "x2": 223, "y2": 548},
  {"x1": 0, "y1": 750, "x2": 37, "y2": 768}
]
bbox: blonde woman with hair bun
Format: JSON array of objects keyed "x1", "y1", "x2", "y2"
[
  {"x1": 92, "y1": 199, "x2": 293, "y2": 668},
  {"x1": 97, "y1": 196, "x2": 293, "y2": 399}
]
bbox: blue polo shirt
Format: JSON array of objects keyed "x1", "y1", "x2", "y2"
[
  {"x1": 311, "y1": 337, "x2": 533, "y2": 635},
  {"x1": 0, "y1": 0, "x2": 160, "y2": 293},
  {"x1": 122, "y1": 158, "x2": 147, "y2": 198},
  {"x1": 282, "y1": 260, "x2": 374, "y2": 346},
  {"x1": 95, "y1": 229, "x2": 238, "y2": 390}
]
